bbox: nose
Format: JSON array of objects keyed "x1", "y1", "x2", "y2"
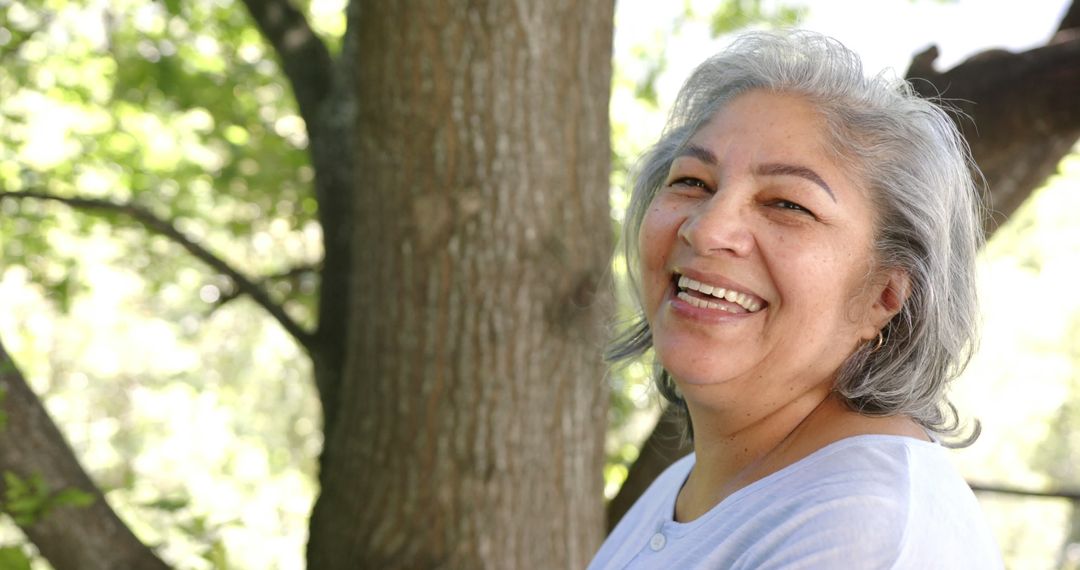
[{"x1": 677, "y1": 191, "x2": 754, "y2": 257}]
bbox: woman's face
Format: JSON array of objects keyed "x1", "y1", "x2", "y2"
[{"x1": 640, "y1": 90, "x2": 898, "y2": 411}]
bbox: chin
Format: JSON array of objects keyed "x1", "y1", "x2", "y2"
[{"x1": 657, "y1": 356, "x2": 743, "y2": 389}]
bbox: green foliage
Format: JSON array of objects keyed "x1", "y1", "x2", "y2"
[
  {"x1": 0, "y1": 546, "x2": 32, "y2": 570},
  {"x1": 1, "y1": 471, "x2": 94, "y2": 527},
  {"x1": 0, "y1": 4, "x2": 326, "y2": 562},
  {"x1": 707, "y1": 0, "x2": 805, "y2": 37},
  {"x1": 0, "y1": 0, "x2": 324, "y2": 325},
  {"x1": 174, "y1": 508, "x2": 233, "y2": 569},
  {"x1": 142, "y1": 496, "x2": 189, "y2": 513},
  {"x1": 203, "y1": 539, "x2": 229, "y2": 570},
  {"x1": 51, "y1": 487, "x2": 95, "y2": 509},
  {"x1": 2, "y1": 473, "x2": 49, "y2": 527}
]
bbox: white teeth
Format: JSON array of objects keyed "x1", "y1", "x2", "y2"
[
  {"x1": 677, "y1": 291, "x2": 736, "y2": 312},
  {"x1": 675, "y1": 273, "x2": 764, "y2": 313}
]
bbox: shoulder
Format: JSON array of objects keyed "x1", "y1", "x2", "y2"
[
  {"x1": 725, "y1": 437, "x2": 916, "y2": 568},
  {"x1": 730, "y1": 436, "x2": 1002, "y2": 569}
]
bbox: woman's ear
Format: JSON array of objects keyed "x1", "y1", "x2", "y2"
[{"x1": 866, "y1": 268, "x2": 911, "y2": 334}]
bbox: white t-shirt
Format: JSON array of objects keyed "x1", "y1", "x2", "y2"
[{"x1": 590, "y1": 435, "x2": 1003, "y2": 569}]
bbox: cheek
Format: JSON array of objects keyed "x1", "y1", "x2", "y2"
[
  {"x1": 780, "y1": 248, "x2": 874, "y2": 327},
  {"x1": 638, "y1": 204, "x2": 678, "y2": 267},
  {"x1": 768, "y1": 242, "x2": 851, "y2": 310},
  {"x1": 638, "y1": 204, "x2": 681, "y2": 305}
]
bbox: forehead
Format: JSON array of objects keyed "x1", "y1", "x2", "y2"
[
  {"x1": 685, "y1": 90, "x2": 868, "y2": 194},
  {"x1": 688, "y1": 90, "x2": 833, "y2": 155}
]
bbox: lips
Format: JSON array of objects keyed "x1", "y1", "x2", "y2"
[{"x1": 674, "y1": 274, "x2": 765, "y2": 313}]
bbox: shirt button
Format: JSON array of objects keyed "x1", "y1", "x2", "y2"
[{"x1": 649, "y1": 532, "x2": 667, "y2": 551}]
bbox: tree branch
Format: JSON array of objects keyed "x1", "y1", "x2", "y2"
[
  {"x1": 212, "y1": 262, "x2": 321, "y2": 310},
  {"x1": 238, "y1": 0, "x2": 334, "y2": 122},
  {"x1": 0, "y1": 338, "x2": 170, "y2": 569},
  {"x1": 0, "y1": 190, "x2": 316, "y2": 352},
  {"x1": 1058, "y1": 0, "x2": 1079, "y2": 32},
  {"x1": 606, "y1": 405, "x2": 690, "y2": 532},
  {"x1": 906, "y1": 36, "x2": 1080, "y2": 234},
  {"x1": 238, "y1": 0, "x2": 354, "y2": 430},
  {"x1": 970, "y1": 482, "x2": 1080, "y2": 502}
]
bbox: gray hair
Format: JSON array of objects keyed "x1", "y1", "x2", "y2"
[{"x1": 608, "y1": 30, "x2": 985, "y2": 445}]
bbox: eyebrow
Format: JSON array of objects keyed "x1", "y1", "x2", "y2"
[
  {"x1": 757, "y1": 163, "x2": 835, "y2": 202},
  {"x1": 674, "y1": 144, "x2": 836, "y2": 202},
  {"x1": 675, "y1": 144, "x2": 719, "y2": 166}
]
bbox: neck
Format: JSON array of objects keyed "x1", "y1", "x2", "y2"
[
  {"x1": 675, "y1": 386, "x2": 837, "y2": 521},
  {"x1": 674, "y1": 389, "x2": 929, "y2": 522}
]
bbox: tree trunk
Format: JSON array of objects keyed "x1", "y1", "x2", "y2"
[{"x1": 307, "y1": 1, "x2": 615, "y2": 568}]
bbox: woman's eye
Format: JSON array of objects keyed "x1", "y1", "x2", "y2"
[
  {"x1": 772, "y1": 199, "x2": 815, "y2": 217},
  {"x1": 670, "y1": 177, "x2": 710, "y2": 191}
]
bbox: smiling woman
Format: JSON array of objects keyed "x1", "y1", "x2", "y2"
[{"x1": 592, "y1": 31, "x2": 1004, "y2": 569}]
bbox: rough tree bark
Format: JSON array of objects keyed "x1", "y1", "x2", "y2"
[
  {"x1": 304, "y1": 1, "x2": 614, "y2": 568},
  {"x1": 608, "y1": 3, "x2": 1080, "y2": 531},
  {"x1": 2, "y1": 0, "x2": 614, "y2": 566}
]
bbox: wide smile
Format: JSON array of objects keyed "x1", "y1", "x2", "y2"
[{"x1": 672, "y1": 272, "x2": 767, "y2": 314}]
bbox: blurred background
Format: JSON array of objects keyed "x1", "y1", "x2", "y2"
[{"x1": 0, "y1": 0, "x2": 1077, "y2": 568}]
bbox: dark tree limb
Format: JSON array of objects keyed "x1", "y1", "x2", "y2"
[
  {"x1": 606, "y1": 406, "x2": 691, "y2": 532},
  {"x1": 0, "y1": 190, "x2": 316, "y2": 352},
  {"x1": 0, "y1": 338, "x2": 171, "y2": 570},
  {"x1": 238, "y1": 0, "x2": 334, "y2": 121},
  {"x1": 0, "y1": 1, "x2": 335, "y2": 565},
  {"x1": 905, "y1": 36, "x2": 1080, "y2": 235},
  {"x1": 969, "y1": 482, "x2": 1080, "y2": 502},
  {"x1": 239, "y1": 0, "x2": 355, "y2": 429},
  {"x1": 1058, "y1": 0, "x2": 1079, "y2": 31},
  {"x1": 612, "y1": 31, "x2": 1080, "y2": 532},
  {"x1": 211, "y1": 262, "x2": 321, "y2": 311},
  {"x1": 303, "y1": 111, "x2": 354, "y2": 432}
]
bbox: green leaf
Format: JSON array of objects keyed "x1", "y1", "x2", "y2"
[
  {"x1": 52, "y1": 488, "x2": 95, "y2": 509},
  {"x1": 709, "y1": 0, "x2": 807, "y2": 37},
  {"x1": 143, "y1": 496, "x2": 190, "y2": 512},
  {"x1": 2, "y1": 471, "x2": 94, "y2": 525},
  {"x1": 162, "y1": 0, "x2": 183, "y2": 19},
  {"x1": 202, "y1": 539, "x2": 229, "y2": 570},
  {"x1": 0, "y1": 546, "x2": 32, "y2": 570},
  {"x1": 3, "y1": 472, "x2": 29, "y2": 498}
]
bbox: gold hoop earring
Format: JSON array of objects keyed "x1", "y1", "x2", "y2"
[{"x1": 870, "y1": 330, "x2": 884, "y2": 353}]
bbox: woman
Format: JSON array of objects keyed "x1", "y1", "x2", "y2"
[{"x1": 591, "y1": 31, "x2": 1003, "y2": 569}]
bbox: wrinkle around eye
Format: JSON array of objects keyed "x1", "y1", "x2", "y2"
[
  {"x1": 668, "y1": 176, "x2": 712, "y2": 193},
  {"x1": 764, "y1": 198, "x2": 820, "y2": 222},
  {"x1": 774, "y1": 199, "x2": 812, "y2": 214}
]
